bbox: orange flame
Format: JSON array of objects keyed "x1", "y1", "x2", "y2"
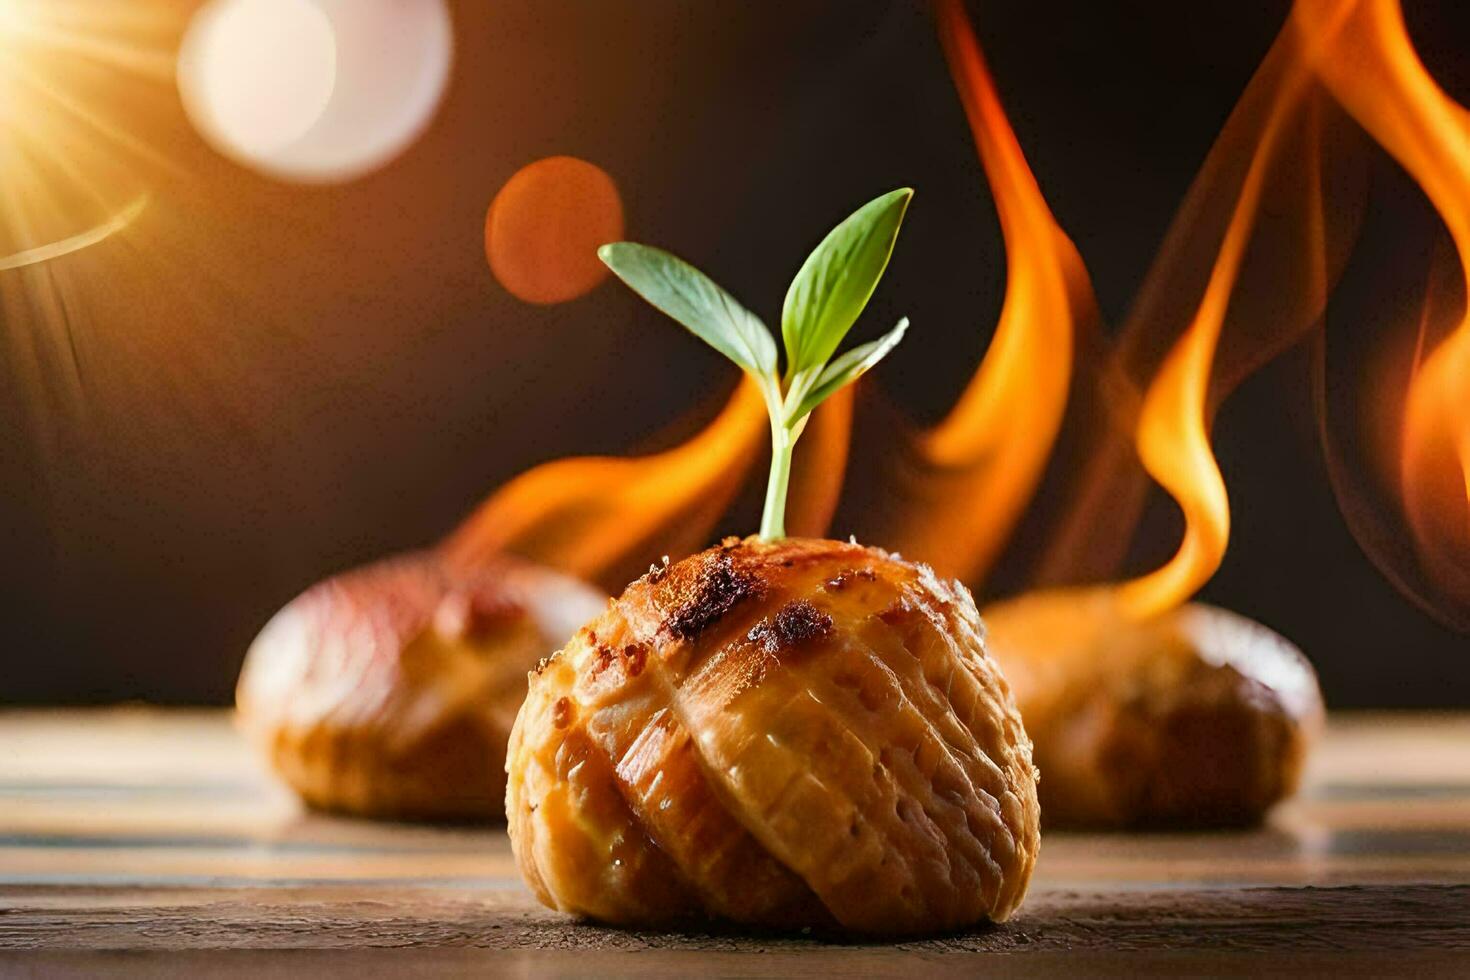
[
  {"x1": 975, "y1": 4, "x2": 1373, "y2": 620},
  {"x1": 899, "y1": 0, "x2": 1353, "y2": 620},
  {"x1": 1297, "y1": 0, "x2": 1470, "y2": 623},
  {"x1": 1116, "y1": 53, "x2": 1323, "y2": 617},
  {"x1": 445, "y1": 377, "x2": 767, "y2": 589},
  {"x1": 450, "y1": 0, "x2": 1470, "y2": 633},
  {"x1": 786, "y1": 385, "x2": 855, "y2": 539},
  {"x1": 444, "y1": 376, "x2": 854, "y2": 590},
  {"x1": 883, "y1": 0, "x2": 1097, "y2": 585},
  {"x1": 1402, "y1": 322, "x2": 1470, "y2": 609}
]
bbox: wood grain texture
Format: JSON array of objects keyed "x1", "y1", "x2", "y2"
[
  {"x1": 0, "y1": 882, "x2": 1466, "y2": 952},
  {"x1": 4, "y1": 949, "x2": 1467, "y2": 980},
  {"x1": 0, "y1": 709, "x2": 1467, "y2": 975}
]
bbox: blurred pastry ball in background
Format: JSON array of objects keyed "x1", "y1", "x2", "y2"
[
  {"x1": 506, "y1": 537, "x2": 1040, "y2": 935},
  {"x1": 983, "y1": 589, "x2": 1325, "y2": 829},
  {"x1": 236, "y1": 551, "x2": 606, "y2": 821}
]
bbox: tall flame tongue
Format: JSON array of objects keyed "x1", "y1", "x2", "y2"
[
  {"x1": 445, "y1": 378, "x2": 853, "y2": 590},
  {"x1": 1019, "y1": 8, "x2": 1366, "y2": 614},
  {"x1": 1116, "y1": 59, "x2": 1321, "y2": 618},
  {"x1": 884, "y1": 0, "x2": 1096, "y2": 585},
  {"x1": 1298, "y1": 0, "x2": 1470, "y2": 622}
]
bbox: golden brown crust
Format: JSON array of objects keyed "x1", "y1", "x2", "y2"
[
  {"x1": 982, "y1": 588, "x2": 1325, "y2": 829},
  {"x1": 507, "y1": 537, "x2": 1040, "y2": 935},
  {"x1": 236, "y1": 551, "x2": 606, "y2": 821}
]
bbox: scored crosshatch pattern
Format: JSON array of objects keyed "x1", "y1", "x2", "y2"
[{"x1": 0, "y1": 709, "x2": 1466, "y2": 972}]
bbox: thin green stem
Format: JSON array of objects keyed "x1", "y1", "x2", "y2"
[{"x1": 760, "y1": 422, "x2": 795, "y2": 540}]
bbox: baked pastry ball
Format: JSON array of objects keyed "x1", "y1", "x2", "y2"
[
  {"x1": 506, "y1": 537, "x2": 1040, "y2": 935},
  {"x1": 237, "y1": 551, "x2": 606, "y2": 821},
  {"x1": 983, "y1": 588, "x2": 1324, "y2": 830}
]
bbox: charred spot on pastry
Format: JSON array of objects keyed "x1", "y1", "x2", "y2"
[
  {"x1": 622, "y1": 643, "x2": 648, "y2": 677},
  {"x1": 664, "y1": 554, "x2": 762, "y2": 640},
  {"x1": 748, "y1": 600, "x2": 833, "y2": 656},
  {"x1": 590, "y1": 644, "x2": 617, "y2": 676}
]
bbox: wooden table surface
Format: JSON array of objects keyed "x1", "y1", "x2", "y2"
[{"x1": 0, "y1": 709, "x2": 1466, "y2": 977}]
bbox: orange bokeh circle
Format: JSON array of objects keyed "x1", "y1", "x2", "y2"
[{"x1": 485, "y1": 156, "x2": 625, "y2": 305}]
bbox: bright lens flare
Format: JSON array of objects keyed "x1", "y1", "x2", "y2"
[
  {"x1": 0, "y1": 0, "x2": 168, "y2": 268},
  {"x1": 0, "y1": 2, "x2": 30, "y2": 128},
  {"x1": 0, "y1": 1, "x2": 23, "y2": 45}
]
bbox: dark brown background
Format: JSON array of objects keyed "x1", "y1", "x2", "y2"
[{"x1": 1, "y1": 1, "x2": 1467, "y2": 706}]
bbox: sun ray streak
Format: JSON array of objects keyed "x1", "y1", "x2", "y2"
[
  {"x1": 0, "y1": 195, "x2": 149, "y2": 271},
  {"x1": 2, "y1": 18, "x2": 175, "y2": 80},
  {"x1": 11, "y1": 118, "x2": 123, "y2": 220},
  {"x1": 4, "y1": 56, "x2": 184, "y2": 178}
]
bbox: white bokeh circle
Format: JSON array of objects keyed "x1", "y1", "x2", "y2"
[
  {"x1": 178, "y1": 0, "x2": 452, "y2": 183},
  {"x1": 177, "y1": 0, "x2": 338, "y2": 163}
]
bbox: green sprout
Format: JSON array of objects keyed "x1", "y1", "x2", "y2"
[{"x1": 598, "y1": 188, "x2": 912, "y2": 540}]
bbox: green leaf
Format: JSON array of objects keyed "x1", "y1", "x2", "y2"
[
  {"x1": 780, "y1": 188, "x2": 912, "y2": 380},
  {"x1": 599, "y1": 242, "x2": 777, "y2": 379},
  {"x1": 785, "y1": 318, "x2": 909, "y2": 424},
  {"x1": 595, "y1": 189, "x2": 915, "y2": 543}
]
